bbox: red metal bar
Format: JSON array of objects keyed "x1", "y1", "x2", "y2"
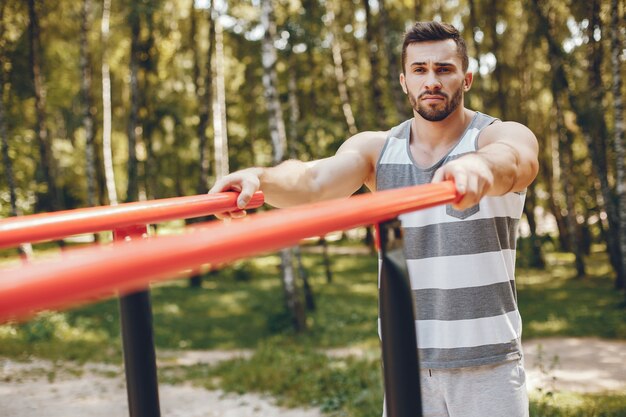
[
  {"x1": 0, "y1": 182, "x2": 458, "y2": 322},
  {"x1": 0, "y1": 191, "x2": 264, "y2": 249}
]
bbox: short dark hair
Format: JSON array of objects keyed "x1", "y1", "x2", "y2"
[{"x1": 401, "y1": 21, "x2": 469, "y2": 73}]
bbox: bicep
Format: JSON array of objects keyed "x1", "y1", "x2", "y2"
[
  {"x1": 478, "y1": 121, "x2": 539, "y2": 190},
  {"x1": 306, "y1": 134, "x2": 379, "y2": 200}
]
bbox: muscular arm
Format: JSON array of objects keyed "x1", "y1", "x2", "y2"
[
  {"x1": 432, "y1": 121, "x2": 539, "y2": 209},
  {"x1": 209, "y1": 131, "x2": 384, "y2": 213}
]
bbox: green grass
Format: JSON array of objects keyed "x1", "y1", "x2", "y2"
[
  {"x1": 518, "y1": 249, "x2": 626, "y2": 339},
  {"x1": 1, "y1": 243, "x2": 626, "y2": 416}
]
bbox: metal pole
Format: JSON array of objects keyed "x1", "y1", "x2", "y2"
[
  {"x1": 378, "y1": 218, "x2": 422, "y2": 417},
  {"x1": 114, "y1": 225, "x2": 161, "y2": 417}
]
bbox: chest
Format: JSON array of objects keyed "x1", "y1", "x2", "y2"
[{"x1": 408, "y1": 141, "x2": 458, "y2": 170}]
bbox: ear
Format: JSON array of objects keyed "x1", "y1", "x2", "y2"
[
  {"x1": 399, "y1": 72, "x2": 408, "y2": 94},
  {"x1": 463, "y1": 72, "x2": 474, "y2": 92}
]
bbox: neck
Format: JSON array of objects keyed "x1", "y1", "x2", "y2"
[{"x1": 411, "y1": 106, "x2": 475, "y2": 150}]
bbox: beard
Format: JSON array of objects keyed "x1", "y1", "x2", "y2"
[{"x1": 408, "y1": 83, "x2": 464, "y2": 122}]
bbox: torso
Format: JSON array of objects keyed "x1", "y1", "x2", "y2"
[{"x1": 374, "y1": 112, "x2": 526, "y2": 369}]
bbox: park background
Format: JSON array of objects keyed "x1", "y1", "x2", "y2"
[{"x1": 1, "y1": 0, "x2": 626, "y2": 416}]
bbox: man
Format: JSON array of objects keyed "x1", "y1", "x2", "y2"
[{"x1": 210, "y1": 21, "x2": 538, "y2": 417}]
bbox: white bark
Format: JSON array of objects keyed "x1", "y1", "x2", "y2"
[
  {"x1": 213, "y1": 13, "x2": 229, "y2": 179},
  {"x1": 101, "y1": 0, "x2": 117, "y2": 205},
  {"x1": 261, "y1": 0, "x2": 287, "y2": 163}
]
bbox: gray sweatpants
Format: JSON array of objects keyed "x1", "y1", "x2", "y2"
[{"x1": 383, "y1": 359, "x2": 529, "y2": 417}]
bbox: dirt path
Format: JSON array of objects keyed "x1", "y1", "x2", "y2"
[{"x1": 1, "y1": 337, "x2": 624, "y2": 417}]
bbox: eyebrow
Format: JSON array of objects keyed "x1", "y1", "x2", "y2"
[{"x1": 410, "y1": 62, "x2": 456, "y2": 67}]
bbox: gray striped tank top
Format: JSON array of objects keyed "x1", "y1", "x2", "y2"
[{"x1": 376, "y1": 112, "x2": 525, "y2": 369}]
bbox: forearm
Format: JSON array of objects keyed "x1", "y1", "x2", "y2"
[
  {"x1": 256, "y1": 160, "x2": 321, "y2": 207},
  {"x1": 476, "y1": 141, "x2": 527, "y2": 195}
]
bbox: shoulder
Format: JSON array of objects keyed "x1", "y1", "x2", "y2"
[
  {"x1": 477, "y1": 120, "x2": 538, "y2": 149},
  {"x1": 337, "y1": 130, "x2": 388, "y2": 159}
]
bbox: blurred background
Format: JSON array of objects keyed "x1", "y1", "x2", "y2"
[{"x1": 1, "y1": 0, "x2": 626, "y2": 416}]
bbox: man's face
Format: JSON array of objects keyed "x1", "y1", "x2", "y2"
[{"x1": 399, "y1": 39, "x2": 472, "y2": 122}]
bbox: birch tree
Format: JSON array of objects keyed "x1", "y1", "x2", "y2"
[
  {"x1": 101, "y1": 0, "x2": 118, "y2": 205},
  {"x1": 261, "y1": 0, "x2": 306, "y2": 332},
  {"x1": 212, "y1": 9, "x2": 229, "y2": 179}
]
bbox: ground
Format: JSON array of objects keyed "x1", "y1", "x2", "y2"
[{"x1": 1, "y1": 337, "x2": 625, "y2": 416}]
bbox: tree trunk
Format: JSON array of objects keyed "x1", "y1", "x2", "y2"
[
  {"x1": 379, "y1": 0, "x2": 409, "y2": 123},
  {"x1": 286, "y1": 53, "x2": 315, "y2": 308},
  {"x1": 319, "y1": 236, "x2": 333, "y2": 284},
  {"x1": 101, "y1": 0, "x2": 118, "y2": 205},
  {"x1": 28, "y1": 0, "x2": 61, "y2": 212},
  {"x1": 0, "y1": 4, "x2": 33, "y2": 260},
  {"x1": 553, "y1": 86, "x2": 586, "y2": 278},
  {"x1": 467, "y1": 0, "x2": 481, "y2": 62},
  {"x1": 261, "y1": 0, "x2": 306, "y2": 332},
  {"x1": 522, "y1": 185, "x2": 545, "y2": 268},
  {"x1": 583, "y1": 0, "x2": 623, "y2": 288},
  {"x1": 610, "y1": 0, "x2": 626, "y2": 293},
  {"x1": 126, "y1": 5, "x2": 141, "y2": 203},
  {"x1": 362, "y1": 0, "x2": 386, "y2": 127},
  {"x1": 141, "y1": 5, "x2": 158, "y2": 201},
  {"x1": 487, "y1": 0, "x2": 507, "y2": 118},
  {"x1": 324, "y1": 0, "x2": 358, "y2": 136},
  {"x1": 287, "y1": 58, "x2": 300, "y2": 158},
  {"x1": 212, "y1": 10, "x2": 229, "y2": 179},
  {"x1": 414, "y1": 0, "x2": 422, "y2": 21},
  {"x1": 191, "y1": 0, "x2": 212, "y2": 195},
  {"x1": 81, "y1": 0, "x2": 96, "y2": 208},
  {"x1": 280, "y1": 248, "x2": 306, "y2": 331},
  {"x1": 293, "y1": 246, "x2": 315, "y2": 311},
  {"x1": 261, "y1": 0, "x2": 288, "y2": 163}
]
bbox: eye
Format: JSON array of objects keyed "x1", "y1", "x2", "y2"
[
  {"x1": 438, "y1": 67, "x2": 450, "y2": 73},
  {"x1": 413, "y1": 68, "x2": 425, "y2": 73}
]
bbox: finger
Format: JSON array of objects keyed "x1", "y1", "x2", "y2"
[
  {"x1": 214, "y1": 212, "x2": 231, "y2": 220},
  {"x1": 431, "y1": 167, "x2": 445, "y2": 183},
  {"x1": 452, "y1": 170, "x2": 467, "y2": 195},
  {"x1": 237, "y1": 182, "x2": 258, "y2": 209},
  {"x1": 209, "y1": 177, "x2": 242, "y2": 194},
  {"x1": 467, "y1": 174, "x2": 479, "y2": 199},
  {"x1": 229, "y1": 209, "x2": 247, "y2": 219}
]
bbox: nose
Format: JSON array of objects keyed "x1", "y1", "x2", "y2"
[{"x1": 423, "y1": 71, "x2": 442, "y2": 91}]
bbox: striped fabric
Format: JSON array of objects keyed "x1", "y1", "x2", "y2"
[{"x1": 376, "y1": 113, "x2": 525, "y2": 369}]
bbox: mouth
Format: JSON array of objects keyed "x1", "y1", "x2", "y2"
[
  {"x1": 419, "y1": 92, "x2": 446, "y2": 100},
  {"x1": 420, "y1": 95, "x2": 446, "y2": 104}
]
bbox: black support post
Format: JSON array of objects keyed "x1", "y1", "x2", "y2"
[
  {"x1": 378, "y1": 218, "x2": 422, "y2": 417},
  {"x1": 119, "y1": 290, "x2": 161, "y2": 417}
]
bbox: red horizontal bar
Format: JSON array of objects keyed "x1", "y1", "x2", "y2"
[
  {"x1": 0, "y1": 182, "x2": 458, "y2": 322},
  {"x1": 0, "y1": 192, "x2": 264, "y2": 249}
]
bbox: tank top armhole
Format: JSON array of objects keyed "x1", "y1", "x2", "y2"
[
  {"x1": 472, "y1": 117, "x2": 501, "y2": 151},
  {"x1": 375, "y1": 136, "x2": 393, "y2": 190}
]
